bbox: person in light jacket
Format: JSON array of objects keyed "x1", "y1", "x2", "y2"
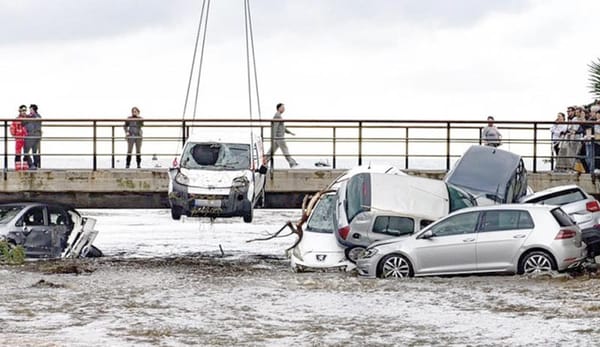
[
  {"x1": 550, "y1": 112, "x2": 568, "y2": 157},
  {"x1": 124, "y1": 107, "x2": 143, "y2": 168}
]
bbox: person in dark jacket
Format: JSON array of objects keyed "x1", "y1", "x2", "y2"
[
  {"x1": 124, "y1": 106, "x2": 143, "y2": 168},
  {"x1": 23, "y1": 104, "x2": 42, "y2": 170}
]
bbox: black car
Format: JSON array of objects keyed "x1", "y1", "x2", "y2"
[{"x1": 0, "y1": 202, "x2": 101, "y2": 258}]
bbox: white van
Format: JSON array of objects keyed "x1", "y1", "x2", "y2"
[{"x1": 168, "y1": 130, "x2": 267, "y2": 222}]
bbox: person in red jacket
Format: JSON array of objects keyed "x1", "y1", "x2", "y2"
[{"x1": 10, "y1": 105, "x2": 28, "y2": 169}]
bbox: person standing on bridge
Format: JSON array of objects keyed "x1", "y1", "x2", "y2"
[
  {"x1": 481, "y1": 116, "x2": 502, "y2": 147},
  {"x1": 10, "y1": 105, "x2": 29, "y2": 170},
  {"x1": 124, "y1": 106, "x2": 143, "y2": 169},
  {"x1": 266, "y1": 103, "x2": 298, "y2": 168},
  {"x1": 23, "y1": 104, "x2": 42, "y2": 170}
]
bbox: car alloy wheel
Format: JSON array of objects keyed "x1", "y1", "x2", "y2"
[
  {"x1": 380, "y1": 254, "x2": 412, "y2": 278},
  {"x1": 522, "y1": 252, "x2": 554, "y2": 274}
]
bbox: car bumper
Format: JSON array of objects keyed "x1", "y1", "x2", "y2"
[
  {"x1": 169, "y1": 181, "x2": 251, "y2": 218},
  {"x1": 554, "y1": 245, "x2": 587, "y2": 271},
  {"x1": 291, "y1": 253, "x2": 353, "y2": 271},
  {"x1": 356, "y1": 256, "x2": 380, "y2": 278}
]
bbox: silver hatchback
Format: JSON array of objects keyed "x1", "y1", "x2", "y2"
[{"x1": 357, "y1": 204, "x2": 585, "y2": 278}]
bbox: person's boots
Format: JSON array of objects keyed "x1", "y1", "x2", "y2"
[
  {"x1": 136, "y1": 155, "x2": 142, "y2": 169},
  {"x1": 126, "y1": 155, "x2": 131, "y2": 168}
]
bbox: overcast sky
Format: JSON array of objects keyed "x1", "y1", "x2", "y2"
[{"x1": 1, "y1": 0, "x2": 598, "y2": 121}]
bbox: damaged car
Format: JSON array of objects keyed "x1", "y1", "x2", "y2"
[
  {"x1": 0, "y1": 202, "x2": 101, "y2": 258},
  {"x1": 168, "y1": 131, "x2": 267, "y2": 222}
]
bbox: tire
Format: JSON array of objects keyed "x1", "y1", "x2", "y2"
[
  {"x1": 518, "y1": 250, "x2": 557, "y2": 275},
  {"x1": 344, "y1": 246, "x2": 366, "y2": 264},
  {"x1": 377, "y1": 254, "x2": 414, "y2": 279},
  {"x1": 83, "y1": 245, "x2": 103, "y2": 258},
  {"x1": 243, "y1": 208, "x2": 253, "y2": 223},
  {"x1": 171, "y1": 206, "x2": 183, "y2": 220}
]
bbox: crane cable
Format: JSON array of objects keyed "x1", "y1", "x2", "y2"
[{"x1": 243, "y1": 0, "x2": 262, "y2": 124}]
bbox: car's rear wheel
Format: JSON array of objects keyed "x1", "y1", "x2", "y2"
[
  {"x1": 518, "y1": 250, "x2": 556, "y2": 274},
  {"x1": 378, "y1": 254, "x2": 413, "y2": 279},
  {"x1": 345, "y1": 246, "x2": 366, "y2": 263},
  {"x1": 243, "y1": 208, "x2": 253, "y2": 223},
  {"x1": 171, "y1": 207, "x2": 183, "y2": 220}
]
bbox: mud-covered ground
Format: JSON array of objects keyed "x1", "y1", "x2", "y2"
[{"x1": 1, "y1": 209, "x2": 600, "y2": 346}]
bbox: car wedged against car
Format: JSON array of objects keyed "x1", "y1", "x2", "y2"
[
  {"x1": 445, "y1": 145, "x2": 528, "y2": 205},
  {"x1": 168, "y1": 131, "x2": 267, "y2": 223},
  {"x1": 356, "y1": 204, "x2": 585, "y2": 279},
  {"x1": 0, "y1": 202, "x2": 101, "y2": 258},
  {"x1": 337, "y1": 173, "x2": 476, "y2": 262}
]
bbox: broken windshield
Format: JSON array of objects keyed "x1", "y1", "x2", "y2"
[
  {"x1": 0, "y1": 205, "x2": 23, "y2": 224},
  {"x1": 181, "y1": 142, "x2": 250, "y2": 170}
]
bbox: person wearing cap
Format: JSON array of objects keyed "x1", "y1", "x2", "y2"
[
  {"x1": 265, "y1": 103, "x2": 298, "y2": 168},
  {"x1": 481, "y1": 116, "x2": 502, "y2": 147}
]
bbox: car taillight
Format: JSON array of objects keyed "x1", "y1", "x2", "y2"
[
  {"x1": 555, "y1": 229, "x2": 577, "y2": 240},
  {"x1": 338, "y1": 226, "x2": 350, "y2": 240},
  {"x1": 586, "y1": 200, "x2": 600, "y2": 212}
]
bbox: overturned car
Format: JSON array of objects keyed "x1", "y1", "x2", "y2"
[{"x1": 0, "y1": 202, "x2": 101, "y2": 258}]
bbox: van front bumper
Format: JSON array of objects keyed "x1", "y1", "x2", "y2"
[{"x1": 169, "y1": 181, "x2": 251, "y2": 218}]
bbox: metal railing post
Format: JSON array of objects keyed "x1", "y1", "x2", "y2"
[
  {"x1": 358, "y1": 121, "x2": 363, "y2": 166},
  {"x1": 111, "y1": 126, "x2": 115, "y2": 169},
  {"x1": 405, "y1": 127, "x2": 409, "y2": 169},
  {"x1": 332, "y1": 127, "x2": 337, "y2": 169},
  {"x1": 4, "y1": 121, "x2": 7, "y2": 180},
  {"x1": 592, "y1": 137, "x2": 596, "y2": 174},
  {"x1": 533, "y1": 123, "x2": 538, "y2": 173},
  {"x1": 92, "y1": 120, "x2": 97, "y2": 171},
  {"x1": 446, "y1": 122, "x2": 451, "y2": 171},
  {"x1": 182, "y1": 120, "x2": 187, "y2": 146}
]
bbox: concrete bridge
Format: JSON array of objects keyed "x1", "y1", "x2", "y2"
[{"x1": 0, "y1": 169, "x2": 595, "y2": 208}]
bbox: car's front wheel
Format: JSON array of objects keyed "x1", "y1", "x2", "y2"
[
  {"x1": 518, "y1": 250, "x2": 556, "y2": 274},
  {"x1": 377, "y1": 254, "x2": 414, "y2": 279},
  {"x1": 345, "y1": 246, "x2": 366, "y2": 263}
]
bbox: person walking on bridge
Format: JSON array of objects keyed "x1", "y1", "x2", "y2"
[
  {"x1": 124, "y1": 106, "x2": 143, "y2": 168},
  {"x1": 266, "y1": 103, "x2": 298, "y2": 168},
  {"x1": 23, "y1": 104, "x2": 42, "y2": 170}
]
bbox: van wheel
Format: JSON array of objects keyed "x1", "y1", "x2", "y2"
[
  {"x1": 243, "y1": 209, "x2": 253, "y2": 223},
  {"x1": 345, "y1": 246, "x2": 366, "y2": 263},
  {"x1": 377, "y1": 254, "x2": 414, "y2": 279},
  {"x1": 518, "y1": 250, "x2": 556, "y2": 274},
  {"x1": 171, "y1": 207, "x2": 183, "y2": 220}
]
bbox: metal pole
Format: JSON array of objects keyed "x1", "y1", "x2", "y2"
[
  {"x1": 332, "y1": 127, "x2": 337, "y2": 169},
  {"x1": 446, "y1": 122, "x2": 451, "y2": 171},
  {"x1": 4, "y1": 121, "x2": 7, "y2": 181},
  {"x1": 111, "y1": 126, "x2": 115, "y2": 169},
  {"x1": 405, "y1": 127, "x2": 409, "y2": 169},
  {"x1": 358, "y1": 121, "x2": 363, "y2": 166},
  {"x1": 592, "y1": 137, "x2": 596, "y2": 174},
  {"x1": 92, "y1": 121, "x2": 97, "y2": 171},
  {"x1": 182, "y1": 120, "x2": 187, "y2": 146},
  {"x1": 533, "y1": 123, "x2": 538, "y2": 173}
]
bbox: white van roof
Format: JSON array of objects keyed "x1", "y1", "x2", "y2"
[
  {"x1": 186, "y1": 129, "x2": 262, "y2": 144},
  {"x1": 369, "y1": 173, "x2": 449, "y2": 219}
]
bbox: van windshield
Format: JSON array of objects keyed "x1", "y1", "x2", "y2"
[
  {"x1": 306, "y1": 194, "x2": 337, "y2": 233},
  {"x1": 181, "y1": 142, "x2": 250, "y2": 170}
]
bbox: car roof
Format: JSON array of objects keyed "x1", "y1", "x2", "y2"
[
  {"x1": 329, "y1": 164, "x2": 404, "y2": 188},
  {"x1": 186, "y1": 129, "x2": 261, "y2": 145},
  {"x1": 520, "y1": 185, "x2": 585, "y2": 202},
  {"x1": 445, "y1": 145, "x2": 523, "y2": 199},
  {"x1": 451, "y1": 203, "x2": 556, "y2": 214}
]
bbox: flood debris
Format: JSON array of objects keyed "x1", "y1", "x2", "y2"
[{"x1": 31, "y1": 279, "x2": 67, "y2": 289}]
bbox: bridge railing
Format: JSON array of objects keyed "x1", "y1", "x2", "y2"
[{"x1": 0, "y1": 118, "x2": 586, "y2": 173}]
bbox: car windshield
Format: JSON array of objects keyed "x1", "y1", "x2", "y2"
[
  {"x1": 447, "y1": 184, "x2": 476, "y2": 212},
  {"x1": 524, "y1": 188, "x2": 586, "y2": 206},
  {"x1": 306, "y1": 194, "x2": 337, "y2": 233},
  {"x1": 0, "y1": 205, "x2": 23, "y2": 224},
  {"x1": 181, "y1": 142, "x2": 250, "y2": 170}
]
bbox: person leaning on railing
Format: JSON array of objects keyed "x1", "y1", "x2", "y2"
[{"x1": 124, "y1": 106, "x2": 143, "y2": 169}]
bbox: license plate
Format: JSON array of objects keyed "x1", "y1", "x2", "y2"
[{"x1": 195, "y1": 199, "x2": 221, "y2": 207}]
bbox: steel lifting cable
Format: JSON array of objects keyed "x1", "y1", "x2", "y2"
[
  {"x1": 192, "y1": 0, "x2": 211, "y2": 122},
  {"x1": 246, "y1": 0, "x2": 262, "y2": 123},
  {"x1": 181, "y1": 0, "x2": 207, "y2": 121}
]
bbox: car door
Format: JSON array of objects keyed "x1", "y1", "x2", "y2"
[
  {"x1": 476, "y1": 210, "x2": 535, "y2": 271},
  {"x1": 16, "y1": 205, "x2": 52, "y2": 258},
  {"x1": 412, "y1": 211, "x2": 480, "y2": 275},
  {"x1": 47, "y1": 205, "x2": 72, "y2": 252}
]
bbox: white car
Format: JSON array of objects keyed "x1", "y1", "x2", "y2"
[
  {"x1": 168, "y1": 130, "x2": 267, "y2": 223},
  {"x1": 290, "y1": 192, "x2": 353, "y2": 272}
]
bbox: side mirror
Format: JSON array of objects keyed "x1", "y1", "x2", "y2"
[
  {"x1": 256, "y1": 165, "x2": 268, "y2": 175},
  {"x1": 420, "y1": 230, "x2": 434, "y2": 239}
]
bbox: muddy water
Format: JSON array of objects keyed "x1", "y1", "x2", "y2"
[{"x1": 1, "y1": 210, "x2": 600, "y2": 346}]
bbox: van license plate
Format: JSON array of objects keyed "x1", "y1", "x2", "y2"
[{"x1": 195, "y1": 199, "x2": 221, "y2": 207}]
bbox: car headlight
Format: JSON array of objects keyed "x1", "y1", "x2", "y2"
[
  {"x1": 232, "y1": 176, "x2": 249, "y2": 188},
  {"x1": 292, "y1": 246, "x2": 303, "y2": 261},
  {"x1": 175, "y1": 172, "x2": 189, "y2": 185},
  {"x1": 361, "y1": 248, "x2": 379, "y2": 259}
]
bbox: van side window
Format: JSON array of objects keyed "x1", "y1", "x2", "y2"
[{"x1": 372, "y1": 216, "x2": 414, "y2": 237}]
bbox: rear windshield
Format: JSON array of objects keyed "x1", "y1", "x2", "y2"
[
  {"x1": 524, "y1": 188, "x2": 586, "y2": 206},
  {"x1": 551, "y1": 208, "x2": 575, "y2": 227},
  {"x1": 345, "y1": 173, "x2": 371, "y2": 222},
  {"x1": 306, "y1": 194, "x2": 337, "y2": 233},
  {"x1": 181, "y1": 142, "x2": 250, "y2": 170}
]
